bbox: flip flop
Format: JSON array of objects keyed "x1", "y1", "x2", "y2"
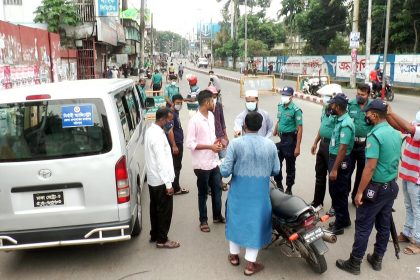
[
  {"x1": 156, "y1": 240, "x2": 180, "y2": 249},
  {"x1": 174, "y1": 188, "x2": 189, "y2": 195},
  {"x1": 403, "y1": 243, "x2": 420, "y2": 255},
  {"x1": 397, "y1": 232, "x2": 411, "y2": 243}
]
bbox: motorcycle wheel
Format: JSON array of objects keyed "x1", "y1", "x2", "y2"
[
  {"x1": 386, "y1": 88, "x2": 394, "y2": 102},
  {"x1": 294, "y1": 238, "x2": 327, "y2": 274}
]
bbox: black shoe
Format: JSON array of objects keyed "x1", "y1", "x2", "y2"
[
  {"x1": 275, "y1": 181, "x2": 284, "y2": 192},
  {"x1": 329, "y1": 220, "x2": 351, "y2": 228},
  {"x1": 336, "y1": 254, "x2": 362, "y2": 275},
  {"x1": 285, "y1": 187, "x2": 292, "y2": 195},
  {"x1": 328, "y1": 225, "x2": 345, "y2": 235},
  {"x1": 367, "y1": 253, "x2": 383, "y2": 271}
]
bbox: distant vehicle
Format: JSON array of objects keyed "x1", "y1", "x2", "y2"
[
  {"x1": 0, "y1": 79, "x2": 154, "y2": 251},
  {"x1": 198, "y1": 57, "x2": 209, "y2": 68}
]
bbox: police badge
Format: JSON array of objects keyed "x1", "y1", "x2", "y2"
[{"x1": 363, "y1": 183, "x2": 380, "y2": 202}]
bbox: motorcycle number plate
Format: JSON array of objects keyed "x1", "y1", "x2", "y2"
[{"x1": 303, "y1": 227, "x2": 323, "y2": 244}]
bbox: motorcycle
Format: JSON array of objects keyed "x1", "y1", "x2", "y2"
[
  {"x1": 269, "y1": 184, "x2": 334, "y2": 274},
  {"x1": 146, "y1": 68, "x2": 152, "y2": 79},
  {"x1": 303, "y1": 76, "x2": 329, "y2": 96},
  {"x1": 369, "y1": 76, "x2": 394, "y2": 101}
]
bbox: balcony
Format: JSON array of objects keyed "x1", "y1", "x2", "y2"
[{"x1": 73, "y1": 0, "x2": 95, "y2": 22}]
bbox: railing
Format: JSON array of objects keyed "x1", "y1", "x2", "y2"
[{"x1": 74, "y1": 1, "x2": 95, "y2": 22}]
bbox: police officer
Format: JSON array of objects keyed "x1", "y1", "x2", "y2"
[
  {"x1": 326, "y1": 93, "x2": 354, "y2": 235},
  {"x1": 348, "y1": 84, "x2": 373, "y2": 205},
  {"x1": 164, "y1": 75, "x2": 180, "y2": 108},
  {"x1": 310, "y1": 88, "x2": 338, "y2": 208},
  {"x1": 336, "y1": 99, "x2": 401, "y2": 275},
  {"x1": 273, "y1": 87, "x2": 302, "y2": 195}
]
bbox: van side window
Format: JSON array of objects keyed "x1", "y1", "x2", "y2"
[
  {"x1": 116, "y1": 97, "x2": 131, "y2": 143},
  {"x1": 125, "y1": 89, "x2": 140, "y2": 126}
]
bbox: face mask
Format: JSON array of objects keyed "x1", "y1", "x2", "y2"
[
  {"x1": 246, "y1": 102, "x2": 257, "y2": 111},
  {"x1": 281, "y1": 96, "x2": 291, "y2": 105},
  {"x1": 174, "y1": 104, "x2": 182, "y2": 111},
  {"x1": 356, "y1": 96, "x2": 367, "y2": 105},
  {"x1": 325, "y1": 107, "x2": 333, "y2": 116},
  {"x1": 171, "y1": 81, "x2": 176, "y2": 86},
  {"x1": 329, "y1": 107, "x2": 338, "y2": 116},
  {"x1": 322, "y1": 96, "x2": 331, "y2": 104},
  {"x1": 365, "y1": 115, "x2": 373, "y2": 125},
  {"x1": 163, "y1": 122, "x2": 172, "y2": 133}
]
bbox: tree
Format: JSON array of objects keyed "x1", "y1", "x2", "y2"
[
  {"x1": 34, "y1": 0, "x2": 79, "y2": 33},
  {"x1": 295, "y1": 0, "x2": 347, "y2": 54}
]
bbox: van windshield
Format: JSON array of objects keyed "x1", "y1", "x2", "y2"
[{"x1": 0, "y1": 98, "x2": 112, "y2": 162}]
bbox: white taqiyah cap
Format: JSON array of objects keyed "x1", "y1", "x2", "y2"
[
  {"x1": 245, "y1": 90, "x2": 258, "y2": 98},
  {"x1": 317, "y1": 83, "x2": 342, "y2": 96}
]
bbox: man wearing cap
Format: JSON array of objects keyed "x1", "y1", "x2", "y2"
[
  {"x1": 273, "y1": 87, "x2": 302, "y2": 195},
  {"x1": 310, "y1": 88, "x2": 338, "y2": 208},
  {"x1": 327, "y1": 93, "x2": 355, "y2": 235},
  {"x1": 234, "y1": 90, "x2": 273, "y2": 138},
  {"x1": 337, "y1": 99, "x2": 401, "y2": 275},
  {"x1": 164, "y1": 76, "x2": 180, "y2": 108},
  {"x1": 347, "y1": 84, "x2": 373, "y2": 206}
]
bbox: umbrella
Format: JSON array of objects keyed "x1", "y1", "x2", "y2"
[{"x1": 317, "y1": 83, "x2": 343, "y2": 96}]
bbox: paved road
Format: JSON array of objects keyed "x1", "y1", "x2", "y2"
[{"x1": 0, "y1": 69, "x2": 419, "y2": 280}]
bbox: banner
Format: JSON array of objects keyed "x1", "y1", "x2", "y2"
[
  {"x1": 196, "y1": 23, "x2": 221, "y2": 40},
  {"x1": 97, "y1": 0, "x2": 119, "y2": 17}
]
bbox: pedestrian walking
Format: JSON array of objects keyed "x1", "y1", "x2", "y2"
[
  {"x1": 220, "y1": 111, "x2": 280, "y2": 276},
  {"x1": 326, "y1": 93, "x2": 355, "y2": 235},
  {"x1": 144, "y1": 108, "x2": 180, "y2": 249},
  {"x1": 150, "y1": 69, "x2": 163, "y2": 94},
  {"x1": 387, "y1": 109, "x2": 420, "y2": 255},
  {"x1": 234, "y1": 90, "x2": 273, "y2": 138},
  {"x1": 336, "y1": 99, "x2": 401, "y2": 274},
  {"x1": 310, "y1": 88, "x2": 338, "y2": 208},
  {"x1": 166, "y1": 94, "x2": 190, "y2": 196},
  {"x1": 348, "y1": 84, "x2": 373, "y2": 205},
  {"x1": 273, "y1": 87, "x2": 303, "y2": 195},
  {"x1": 186, "y1": 90, "x2": 225, "y2": 233}
]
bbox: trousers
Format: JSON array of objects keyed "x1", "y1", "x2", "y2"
[
  {"x1": 149, "y1": 184, "x2": 173, "y2": 244},
  {"x1": 172, "y1": 142, "x2": 183, "y2": 193},
  {"x1": 274, "y1": 133, "x2": 297, "y2": 189},
  {"x1": 349, "y1": 141, "x2": 366, "y2": 201},
  {"x1": 229, "y1": 241, "x2": 259, "y2": 262},
  {"x1": 312, "y1": 139, "x2": 330, "y2": 206}
]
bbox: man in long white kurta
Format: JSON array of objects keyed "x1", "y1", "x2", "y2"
[{"x1": 220, "y1": 111, "x2": 280, "y2": 276}]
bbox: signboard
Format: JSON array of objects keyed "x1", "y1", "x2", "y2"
[
  {"x1": 145, "y1": 96, "x2": 166, "y2": 120},
  {"x1": 97, "y1": 0, "x2": 119, "y2": 17},
  {"x1": 196, "y1": 23, "x2": 221, "y2": 40},
  {"x1": 97, "y1": 17, "x2": 118, "y2": 46},
  {"x1": 62, "y1": 105, "x2": 94, "y2": 128},
  {"x1": 349, "y1": 32, "x2": 360, "y2": 49}
]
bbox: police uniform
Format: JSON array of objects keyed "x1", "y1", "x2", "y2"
[
  {"x1": 327, "y1": 94, "x2": 355, "y2": 233},
  {"x1": 348, "y1": 98, "x2": 373, "y2": 203},
  {"x1": 164, "y1": 84, "x2": 180, "y2": 107},
  {"x1": 351, "y1": 100, "x2": 401, "y2": 260},
  {"x1": 274, "y1": 87, "x2": 302, "y2": 194},
  {"x1": 312, "y1": 106, "x2": 336, "y2": 207}
]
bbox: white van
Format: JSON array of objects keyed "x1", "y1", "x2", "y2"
[{"x1": 0, "y1": 79, "x2": 150, "y2": 250}]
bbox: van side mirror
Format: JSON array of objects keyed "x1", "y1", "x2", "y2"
[{"x1": 145, "y1": 97, "x2": 155, "y2": 108}]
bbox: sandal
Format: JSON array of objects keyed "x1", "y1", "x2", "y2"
[
  {"x1": 213, "y1": 217, "x2": 226, "y2": 224},
  {"x1": 156, "y1": 240, "x2": 180, "y2": 249},
  {"x1": 397, "y1": 232, "x2": 411, "y2": 243},
  {"x1": 244, "y1": 261, "x2": 264, "y2": 276},
  {"x1": 404, "y1": 243, "x2": 420, "y2": 255},
  {"x1": 174, "y1": 188, "x2": 189, "y2": 195},
  {"x1": 222, "y1": 183, "x2": 229, "y2": 191},
  {"x1": 228, "y1": 254, "x2": 240, "y2": 266},
  {"x1": 200, "y1": 223, "x2": 210, "y2": 232}
]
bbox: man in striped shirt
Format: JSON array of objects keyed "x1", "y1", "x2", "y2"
[{"x1": 387, "y1": 109, "x2": 420, "y2": 255}]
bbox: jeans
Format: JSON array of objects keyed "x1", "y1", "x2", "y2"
[
  {"x1": 351, "y1": 180, "x2": 398, "y2": 258},
  {"x1": 193, "y1": 167, "x2": 223, "y2": 224},
  {"x1": 348, "y1": 142, "x2": 366, "y2": 201},
  {"x1": 402, "y1": 180, "x2": 420, "y2": 244},
  {"x1": 312, "y1": 139, "x2": 329, "y2": 206}
]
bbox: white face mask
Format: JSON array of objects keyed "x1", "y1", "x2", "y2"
[
  {"x1": 246, "y1": 102, "x2": 257, "y2": 111},
  {"x1": 281, "y1": 96, "x2": 291, "y2": 105},
  {"x1": 171, "y1": 81, "x2": 176, "y2": 86},
  {"x1": 174, "y1": 104, "x2": 182, "y2": 111},
  {"x1": 322, "y1": 95, "x2": 331, "y2": 104}
]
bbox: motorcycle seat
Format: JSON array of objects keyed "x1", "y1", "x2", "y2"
[{"x1": 270, "y1": 188, "x2": 310, "y2": 222}]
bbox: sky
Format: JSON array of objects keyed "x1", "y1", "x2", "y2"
[{"x1": 129, "y1": 0, "x2": 281, "y2": 38}]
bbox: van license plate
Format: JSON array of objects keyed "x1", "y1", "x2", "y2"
[
  {"x1": 33, "y1": 191, "x2": 64, "y2": 207},
  {"x1": 303, "y1": 227, "x2": 323, "y2": 244}
]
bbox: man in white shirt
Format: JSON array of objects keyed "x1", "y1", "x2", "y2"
[{"x1": 145, "y1": 108, "x2": 180, "y2": 249}]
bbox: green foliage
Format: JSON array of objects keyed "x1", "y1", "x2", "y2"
[
  {"x1": 327, "y1": 33, "x2": 349, "y2": 55},
  {"x1": 33, "y1": 0, "x2": 79, "y2": 33},
  {"x1": 155, "y1": 31, "x2": 188, "y2": 54}
]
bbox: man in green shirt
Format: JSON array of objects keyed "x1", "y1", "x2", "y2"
[
  {"x1": 337, "y1": 99, "x2": 401, "y2": 275},
  {"x1": 150, "y1": 69, "x2": 163, "y2": 93},
  {"x1": 327, "y1": 93, "x2": 355, "y2": 235},
  {"x1": 347, "y1": 84, "x2": 373, "y2": 205},
  {"x1": 136, "y1": 78, "x2": 147, "y2": 107},
  {"x1": 310, "y1": 89, "x2": 337, "y2": 208},
  {"x1": 273, "y1": 87, "x2": 303, "y2": 195},
  {"x1": 164, "y1": 75, "x2": 180, "y2": 108}
]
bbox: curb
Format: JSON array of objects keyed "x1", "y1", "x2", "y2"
[{"x1": 187, "y1": 66, "x2": 323, "y2": 106}]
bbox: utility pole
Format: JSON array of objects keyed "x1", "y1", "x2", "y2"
[
  {"x1": 244, "y1": 0, "x2": 248, "y2": 63},
  {"x1": 365, "y1": 0, "x2": 372, "y2": 83},
  {"x1": 350, "y1": 0, "x2": 359, "y2": 89},
  {"x1": 200, "y1": 21, "x2": 203, "y2": 57},
  {"x1": 210, "y1": 18, "x2": 213, "y2": 68},
  {"x1": 139, "y1": 0, "x2": 145, "y2": 70},
  {"x1": 381, "y1": 0, "x2": 391, "y2": 100},
  {"x1": 150, "y1": 13, "x2": 154, "y2": 70}
]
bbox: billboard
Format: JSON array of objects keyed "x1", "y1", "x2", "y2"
[
  {"x1": 97, "y1": 0, "x2": 119, "y2": 17},
  {"x1": 196, "y1": 23, "x2": 221, "y2": 40}
]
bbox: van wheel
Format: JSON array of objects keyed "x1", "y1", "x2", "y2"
[{"x1": 131, "y1": 187, "x2": 142, "y2": 237}]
